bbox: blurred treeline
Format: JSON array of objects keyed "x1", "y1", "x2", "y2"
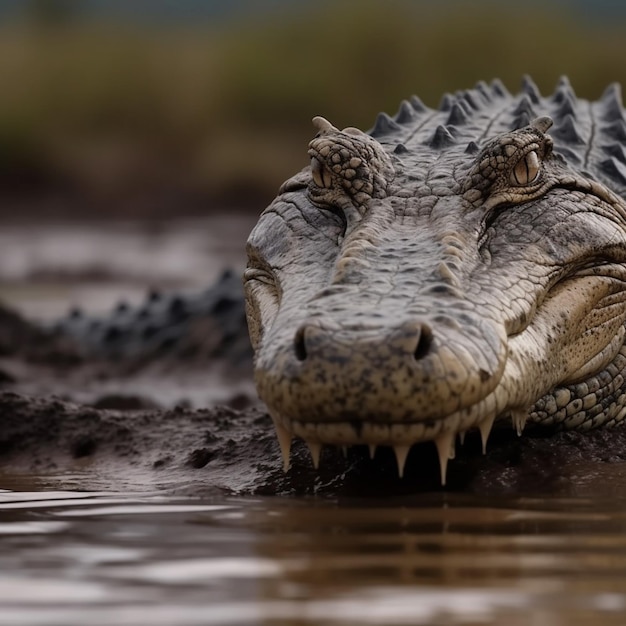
[{"x1": 1, "y1": 0, "x2": 626, "y2": 217}]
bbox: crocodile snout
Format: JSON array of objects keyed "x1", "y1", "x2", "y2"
[{"x1": 256, "y1": 311, "x2": 506, "y2": 482}]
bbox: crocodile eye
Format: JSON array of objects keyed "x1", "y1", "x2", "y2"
[{"x1": 511, "y1": 150, "x2": 540, "y2": 186}]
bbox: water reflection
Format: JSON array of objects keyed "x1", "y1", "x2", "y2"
[{"x1": 2, "y1": 475, "x2": 626, "y2": 625}]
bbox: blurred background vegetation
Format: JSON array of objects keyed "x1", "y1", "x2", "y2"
[{"x1": 1, "y1": 0, "x2": 626, "y2": 218}]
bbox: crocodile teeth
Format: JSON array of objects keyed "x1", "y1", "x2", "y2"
[
  {"x1": 307, "y1": 441, "x2": 322, "y2": 469},
  {"x1": 368, "y1": 444, "x2": 377, "y2": 459},
  {"x1": 511, "y1": 410, "x2": 528, "y2": 436},
  {"x1": 458, "y1": 430, "x2": 466, "y2": 446},
  {"x1": 341, "y1": 445, "x2": 348, "y2": 458},
  {"x1": 478, "y1": 413, "x2": 496, "y2": 454},
  {"x1": 311, "y1": 157, "x2": 324, "y2": 187},
  {"x1": 393, "y1": 445, "x2": 411, "y2": 478},
  {"x1": 271, "y1": 417, "x2": 292, "y2": 472},
  {"x1": 434, "y1": 431, "x2": 455, "y2": 486}
]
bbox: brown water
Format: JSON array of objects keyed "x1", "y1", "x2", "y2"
[{"x1": 3, "y1": 473, "x2": 626, "y2": 626}]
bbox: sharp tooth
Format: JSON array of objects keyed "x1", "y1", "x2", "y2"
[
  {"x1": 478, "y1": 414, "x2": 496, "y2": 454},
  {"x1": 511, "y1": 410, "x2": 527, "y2": 436},
  {"x1": 311, "y1": 157, "x2": 324, "y2": 187},
  {"x1": 307, "y1": 441, "x2": 322, "y2": 469},
  {"x1": 368, "y1": 444, "x2": 377, "y2": 459},
  {"x1": 322, "y1": 168, "x2": 332, "y2": 188},
  {"x1": 341, "y1": 445, "x2": 348, "y2": 458},
  {"x1": 458, "y1": 430, "x2": 466, "y2": 446},
  {"x1": 271, "y1": 417, "x2": 292, "y2": 472},
  {"x1": 393, "y1": 445, "x2": 411, "y2": 478},
  {"x1": 434, "y1": 431, "x2": 455, "y2": 486}
]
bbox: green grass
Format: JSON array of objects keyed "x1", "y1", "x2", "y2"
[{"x1": 1, "y1": 1, "x2": 626, "y2": 210}]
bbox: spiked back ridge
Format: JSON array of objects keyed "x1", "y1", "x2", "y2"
[{"x1": 368, "y1": 76, "x2": 626, "y2": 198}]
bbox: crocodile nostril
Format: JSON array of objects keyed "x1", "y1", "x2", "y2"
[
  {"x1": 294, "y1": 326, "x2": 308, "y2": 361},
  {"x1": 413, "y1": 323, "x2": 433, "y2": 360}
]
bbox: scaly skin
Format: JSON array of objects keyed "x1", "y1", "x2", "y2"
[{"x1": 244, "y1": 77, "x2": 626, "y2": 482}]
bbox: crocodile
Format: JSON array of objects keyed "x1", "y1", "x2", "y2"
[{"x1": 244, "y1": 76, "x2": 626, "y2": 483}]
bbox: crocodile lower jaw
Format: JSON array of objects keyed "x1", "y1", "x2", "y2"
[{"x1": 269, "y1": 389, "x2": 517, "y2": 485}]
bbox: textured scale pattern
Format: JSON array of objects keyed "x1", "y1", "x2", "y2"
[{"x1": 369, "y1": 76, "x2": 626, "y2": 198}]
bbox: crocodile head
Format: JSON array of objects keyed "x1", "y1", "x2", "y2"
[{"x1": 244, "y1": 77, "x2": 626, "y2": 482}]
